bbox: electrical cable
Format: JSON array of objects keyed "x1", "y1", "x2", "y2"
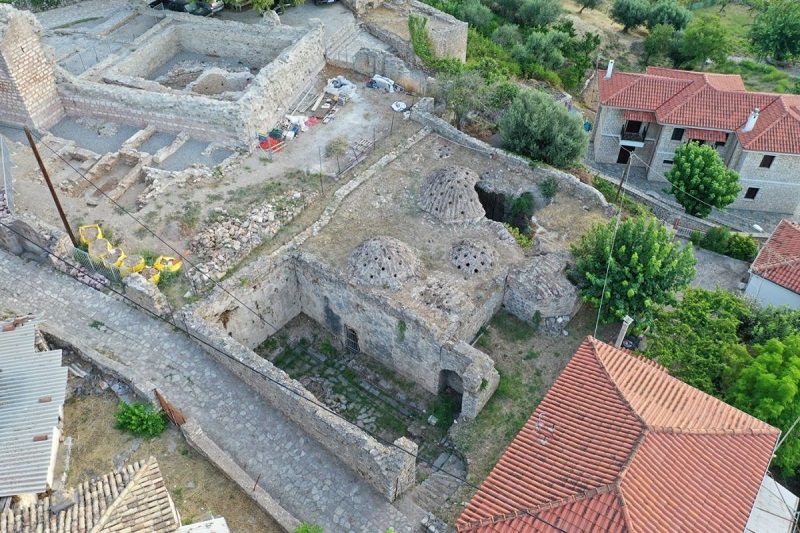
[{"x1": 0, "y1": 219, "x2": 580, "y2": 533}]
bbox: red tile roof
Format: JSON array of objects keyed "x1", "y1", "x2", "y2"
[
  {"x1": 598, "y1": 67, "x2": 800, "y2": 154},
  {"x1": 457, "y1": 337, "x2": 779, "y2": 533},
  {"x1": 686, "y1": 128, "x2": 727, "y2": 143},
  {"x1": 623, "y1": 110, "x2": 657, "y2": 123},
  {"x1": 751, "y1": 219, "x2": 800, "y2": 295}
]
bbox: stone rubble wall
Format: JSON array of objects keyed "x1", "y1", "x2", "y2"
[
  {"x1": 411, "y1": 98, "x2": 611, "y2": 210},
  {"x1": 340, "y1": 0, "x2": 385, "y2": 17},
  {"x1": 351, "y1": 48, "x2": 430, "y2": 95},
  {"x1": 0, "y1": 6, "x2": 65, "y2": 129},
  {"x1": 180, "y1": 308, "x2": 418, "y2": 502},
  {"x1": 409, "y1": 0, "x2": 467, "y2": 62},
  {"x1": 190, "y1": 254, "x2": 302, "y2": 349},
  {"x1": 55, "y1": 18, "x2": 324, "y2": 144},
  {"x1": 293, "y1": 252, "x2": 500, "y2": 418}
]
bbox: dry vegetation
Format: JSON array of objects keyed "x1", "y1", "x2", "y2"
[{"x1": 62, "y1": 390, "x2": 281, "y2": 533}]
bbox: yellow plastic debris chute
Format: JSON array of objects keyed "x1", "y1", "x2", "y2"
[
  {"x1": 153, "y1": 256, "x2": 183, "y2": 273},
  {"x1": 140, "y1": 266, "x2": 161, "y2": 285},
  {"x1": 79, "y1": 224, "x2": 103, "y2": 246},
  {"x1": 106, "y1": 248, "x2": 125, "y2": 267},
  {"x1": 88, "y1": 238, "x2": 112, "y2": 259},
  {"x1": 119, "y1": 254, "x2": 145, "y2": 274}
]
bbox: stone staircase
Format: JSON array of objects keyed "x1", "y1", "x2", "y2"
[
  {"x1": 412, "y1": 453, "x2": 467, "y2": 520},
  {"x1": 326, "y1": 21, "x2": 391, "y2": 71}
]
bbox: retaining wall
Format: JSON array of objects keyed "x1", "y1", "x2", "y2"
[{"x1": 181, "y1": 309, "x2": 418, "y2": 502}]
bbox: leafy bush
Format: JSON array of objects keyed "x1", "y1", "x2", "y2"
[
  {"x1": 455, "y1": 0, "x2": 494, "y2": 29},
  {"x1": 646, "y1": 0, "x2": 691, "y2": 30},
  {"x1": 517, "y1": 0, "x2": 562, "y2": 27},
  {"x1": 499, "y1": 89, "x2": 588, "y2": 168},
  {"x1": 504, "y1": 223, "x2": 533, "y2": 248},
  {"x1": 539, "y1": 177, "x2": 558, "y2": 201},
  {"x1": 325, "y1": 136, "x2": 349, "y2": 158},
  {"x1": 725, "y1": 233, "x2": 758, "y2": 262},
  {"x1": 510, "y1": 192, "x2": 535, "y2": 218},
  {"x1": 114, "y1": 402, "x2": 167, "y2": 438},
  {"x1": 742, "y1": 305, "x2": 800, "y2": 345},
  {"x1": 699, "y1": 226, "x2": 731, "y2": 255},
  {"x1": 611, "y1": 0, "x2": 649, "y2": 31}
]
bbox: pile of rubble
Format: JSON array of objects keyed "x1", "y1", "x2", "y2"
[
  {"x1": 62, "y1": 263, "x2": 110, "y2": 291},
  {"x1": 0, "y1": 190, "x2": 9, "y2": 219},
  {"x1": 188, "y1": 190, "x2": 313, "y2": 286}
]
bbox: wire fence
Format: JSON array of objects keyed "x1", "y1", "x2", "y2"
[
  {"x1": 66, "y1": 242, "x2": 131, "y2": 284},
  {"x1": 1, "y1": 135, "x2": 13, "y2": 214}
]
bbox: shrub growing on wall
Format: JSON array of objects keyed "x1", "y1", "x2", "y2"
[{"x1": 114, "y1": 402, "x2": 167, "y2": 438}]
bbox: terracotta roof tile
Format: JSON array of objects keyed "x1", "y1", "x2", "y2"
[
  {"x1": 598, "y1": 67, "x2": 800, "y2": 154},
  {"x1": 457, "y1": 337, "x2": 781, "y2": 533},
  {"x1": 751, "y1": 219, "x2": 800, "y2": 294},
  {"x1": 0, "y1": 458, "x2": 179, "y2": 533}
]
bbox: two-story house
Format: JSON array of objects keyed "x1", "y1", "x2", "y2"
[{"x1": 595, "y1": 63, "x2": 800, "y2": 217}]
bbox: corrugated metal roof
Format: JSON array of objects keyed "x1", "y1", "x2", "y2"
[{"x1": 0, "y1": 318, "x2": 67, "y2": 497}]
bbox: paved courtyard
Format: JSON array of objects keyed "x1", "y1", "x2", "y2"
[{"x1": 0, "y1": 249, "x2": 417, "y2": 532}]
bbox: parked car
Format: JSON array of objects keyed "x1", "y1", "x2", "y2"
[{"x1": 149, "y1": 0, "x2": 224, "y2": 16}]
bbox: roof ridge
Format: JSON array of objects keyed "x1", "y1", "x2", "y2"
[
  {"x1": 89, "y1": 458, "x2": 152, "y2": 533},
  {"x1": 588, "y1": 336, "x2": 649, "y2": 428},
  {"x1": 455, "y1": 484, "x2": 618, "y2": 532},
  {"x1": 649, "y1": 426, "x2": 780, "y2": 436}
]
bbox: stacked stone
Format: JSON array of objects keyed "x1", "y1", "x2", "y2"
[
  {"x1": 66, "y1": 263, "x2": 110, "y2": 291},
  {"x1": 188, "y1": 192, "x2": 309, "y2": 287},
  {"x1": 0, "y1": 190, "x2": 9, "y2": 219}
]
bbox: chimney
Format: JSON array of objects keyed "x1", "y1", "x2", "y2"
[
  {"x1": 743, "y1": 108, "x2": 759, "y2": 132},
  {"x1": 614, "y1": 315, "x2": 634, "y2": 349},
  {"x1": 604, "y1": 60, "x2": 615, "y2": 79}
]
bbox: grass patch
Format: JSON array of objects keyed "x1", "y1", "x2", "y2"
[
  {"x1": 693, "y1": 4, "x2": 753, "y2": 55},
  {"x1": 490, "y1": 310, "x2": 538, "y2": 343},
  {"x1": 711, "y1": 59, "x2": 799, "y2": 93},
  {"x1": 593, "y1": 176, "x2": 652, "y2": 218}
]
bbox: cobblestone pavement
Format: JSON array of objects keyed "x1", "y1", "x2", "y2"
[{"x1": 0, "y1": 250, "x2": 417, "y2": 533}]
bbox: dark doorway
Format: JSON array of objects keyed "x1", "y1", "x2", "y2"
[
  {"x1": 345, "y1": 326, "x2": 360, "y2": 353},
  {"x1": 436, "y1": 369, "x2": 463, "y2": 422},
  {"x1": 624, "y1": 120, "x2": 642, "y2": 134},
  {"x1": 617, "y1": 146, "x2": 633, "y2": 164},
  {"x1": 474, "y1": 184, "x2": 506, "y2": 222}
]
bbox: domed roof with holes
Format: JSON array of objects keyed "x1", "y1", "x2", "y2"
[
  {"x1": 348, "y1": 237, "x2": 422, "y2": 290},
  {"x1": 450, "y1": 239, "x2": 495, "y2": 276},
  {"x1": 417, "y1": 165, "x2": 485, "y2": 224}
]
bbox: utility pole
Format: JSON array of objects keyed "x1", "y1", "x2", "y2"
[{"x1": 24, "y1": 127, "x2": 78, "y2": 246}]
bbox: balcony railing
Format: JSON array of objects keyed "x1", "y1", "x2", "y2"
[{"x1": 620, "y1": 125, "x2": 646, "y2": 143}]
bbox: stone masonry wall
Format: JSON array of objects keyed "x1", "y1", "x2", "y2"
[
  {"x1": 411, "y1": 98, "x2": 610, "y2": 209},
  {"x1": 293, "y1": 252, "x2": 500, "y2": 418},
  {"x1": 57, "y1": 20, "x2": 324, "y2": 144},
  {"x1": 730, "y1": 145, "x2": 800, "y2": 215},
  {"x1": 594, "y1": 106, "x2": 658, "y2": 169},
  {"x1": 0, "y1": 6, "x2": 64, "y2": 129},
  {"x1": 192, "y1": 254, "x2": 302, "y2": 349},
  {"x1": 181, "y1": 309, "x2": 418, "y2": 502},
  {"x1": 350, "y1": 48, "x2": 430, "y2": 95},
  {"x1": 410, "y1": 1, "x2": 467, "y2": 62}
]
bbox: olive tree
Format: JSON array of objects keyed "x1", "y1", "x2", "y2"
[
  {"x1": 611, "y1": 0, "x2": 649, "y2": 32},
  {"x1": 750, "y1": 0, "x2": 800, "y2": 62},
  {"x1": 498, "y1": 89, "x2": 588, "y2": 167}
]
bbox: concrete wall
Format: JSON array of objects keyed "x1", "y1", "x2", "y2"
[
  {"x1": 0, "y1": 6, "x2": 64, "y2": 129},
  {"x1": 730, "y1": 145, "x2": 800, "y2": 215},
  {"x1": 181, "y1": 309, "x2": 418, "y2": 502},
  {"x1": 745, "y1": 275, "x2": 800, "y2": 309}
]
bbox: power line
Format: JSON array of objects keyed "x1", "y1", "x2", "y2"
[{"x1": 0, "y1": 219, "x2": 578, "y2": 533}]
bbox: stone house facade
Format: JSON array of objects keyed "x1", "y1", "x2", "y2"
[{"x1": 594, "y1": 64, "x2": 800, "y2": 217}]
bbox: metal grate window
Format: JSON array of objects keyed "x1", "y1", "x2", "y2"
[{"x1": 345, "y1": 326, "x2": 360, "y2": 353}]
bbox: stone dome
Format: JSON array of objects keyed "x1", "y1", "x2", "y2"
[
  {"x1": 450, "y1": 239, "x2": 495, "y2": 276},
  {"x1": 349, "y1": 237, "x2": 422, "y2": 290},
  {"x1": 417, "y1": 165, "x2": 485, "y2": 224}
]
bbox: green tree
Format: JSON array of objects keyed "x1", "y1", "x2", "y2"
[
  {"x1": 492, "y1": 24, "x2": 523, "y2": 49},
  {"x1": 577, "y1": 0, "x2": 603, "y2": 14},
  {"x1": 498, "y1": 89, "x2": 589, "y2": 167},
  {"x1": 646, "y1": 0, "x2": 691, "y2": 30},
  {"x1": 678, "y1": 15, "x2": 731, "y2": 68},
  {"x1": 742, "y1": 305, "x2": 800, "y2": 346},
  {"x1": 643, "y1": 23, "x2": 676, "y2": 66},
  {"x1": 750, "y1": 0, "x2": 800, "y2": 62},
  {"x1": 569, "y1": 216, "x2": 697, "y2": 328},
  {"x1": 644, "y1": 289, "x2": 751, "y2": 395},
  {"x1": 435, "y1": 71, "x2": 487, "y2": 130},
  {"x1": 518, "y1": 0, "x2": 562, "y2": 27},
  {"x1": 728, "y1": 336, "x2": 800, "y2": 474},
  {"x1": 523, "y1": 30, "x2": 571, "y2": 71},
  {"x1": 456, "y1": 0, "x2": 495, "y2": 30},
  {"x1": 610, "y1": 0, "x2": 649, "y2": 32},
  {"x1": 294, "y1": 524, "x2": 323, "y2": 533},
  {"x1": 665, "y1": 142, "x2": 741, "y2": 218}
]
